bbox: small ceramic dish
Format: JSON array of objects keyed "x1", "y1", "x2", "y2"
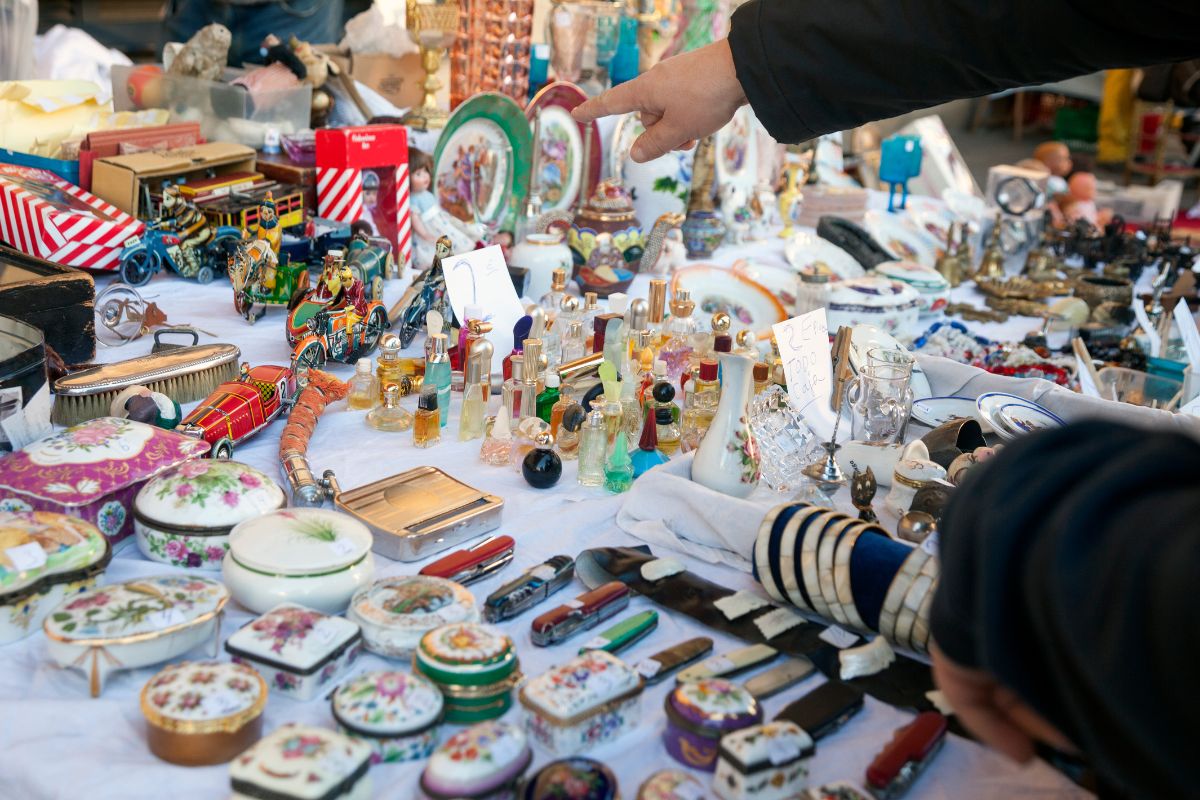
[
  {"x1": 873, "y1": 261, "x2": 950, "y2": 317},
  {"x1": 910, "y1": 396, "x2": 980, "y2": 429},
  {"x1": 231, "y1": 723, "x2": 372, "y2": 800},
  {"x1": 225, "y1": 602, "x2": 363, "y2": 700},
  {"x1": 43, "y1": 575, "x2": 229, "y2": 696},
  {"x1": 134, "y1": 460, "x2": 285, "y2": 570},
  {"x1": 975, "y1": 392, "x2": 1065, "y2": 441},
  {"x1": 522, "y1": 757, "x2": 619, "y2": 800},
  {"x1": 419, "y1": 721, "x2": 533, "y2": 800},
  {"x1": 414, "y1": 622, "x2": 521, "y2": 723},
  {"x1": 348, "y1": 575, "x2": 479, "y2": 658},
  {"x1": 848, "y1": 323, "x2": 933, "y2": 399},
  {"x1": 519, "y1": 650, "x2": 644, "y2": 756},
  {"x1": 222, "y1": 509, "x2": 375, "y2": 615},
  {"x1": 826, "y1": 278, "x2": 922, "y2": 339},
  {"x1": 784, "y1": 231, "x2": 865, "y2": 280},
  {"x1": 141, "y1": 660, "x2": 267, "y2": 766},
  {"x1": 670, "y1": 266, "x2": 787, "y2": 333},
  {"x1": 662, "y1": 678, "x2": 762, "y2": 772},
  {"x1": 713, "y1": 721, "x2": 815, "y2": 800},
  {"x1": 0, "y1": 510, "x2": 110, "y2": 644},
  {"x1": 332, "y1": 670, "x2": 444, "y2": 763}
]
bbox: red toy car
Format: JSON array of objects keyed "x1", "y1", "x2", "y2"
[{"x1": 177, "y1": 364, "x2": 298, "y2": 458}]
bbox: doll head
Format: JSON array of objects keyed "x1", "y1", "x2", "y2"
[
  {"x1": 410, "y1": 148, "x2": 434, "y2": 193},
  {"x1": 1068, "y1": 172, "x2": 1096, "y2": 202},
  {"x1": 1033, "y1": 141, "x2": 1072, "y2": 177}
]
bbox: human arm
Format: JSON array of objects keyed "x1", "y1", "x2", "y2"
[{"x1": 930, "y1": 421, "x2": 1200, "y2": 798}]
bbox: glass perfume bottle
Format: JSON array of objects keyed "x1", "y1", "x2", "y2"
[
  {"x1": 458, "y1": 343, "x2": 491, "y2": 441},
  {"x1": 646, "y1": 279, "x2": 667, "y2": 346},
  {"x1": 456, "y1": 313, "x2": 492, "y2": 382},
  {"x1": 619, "y1": 375, "x2": 642, "y2": 438},
  {"x1": 347, "y1": 358, "x2": 380, "y2": 410},
  {"x1": 522, "y1": 431, "x2": 563, "y2": 489},
  {"x1": 693, "y1": 358, "x2": 721, "y2": 412},
  {"x1": 536, "y1": 371, "x2": 561, "y2": 425},
  {"x1": 366, "y1": 384, "x2": 413, "y2": 431},
  {"x1": 659, "y1": 290, "x2": 699, "y2": 381},
  {"x1": 502, "y1": 316, "x2": 533, "y2": 382},
  {"x1": 753, "y1": 361, "x2": 770, "y2": 395},
  {"x1": 502, "y1": 354, "x2": 524, "y2": 420},
  {"x1": 413, "y1": 386, "x2": 441, "y2": 448},
  {"x1": 376, "y1": 335, "x2": 408, "y2": 404},
  {"x1": 604, "y1": 430, "x2": 634, "y2": 493},
  {"x1": 577, "y1": 408, "x2": 608, "y2": 487},
  {"x1": 511, "y1": 416, "x2": 549, "y2": 473},
  {"x1": 517, "y1": 339, "x2": 542, "y2": 422},
  {"x1": 546, "y1": 295, "x2": 580, "y2": 369},
  {"x1": 581, "y1": 292, "x2": 600, "y2": 348},
  {"x1": 632, "y1": 408, "x2": 669, "y2": 478},
  {"x1": 560, "y1": 319, "x2": 587, "y2": 365},
  {"x1": 733, "y1": 330, "x2": 759, "y2": 360},
  {"x1": 654, "y1": 406, "x2": 682, "y2": 456},
  {"x1": 480, "y1": 406, "x2": 514, "y2": 466},
  {"x1": 795, "y1": 265, "x2": 832, "y2": 316},
  {"x1": 426, "y1": 333, "x2": 452, "y2": 428},
  {"x1": 650, "y1": 380, "x2": 681, "y2": 425},
  {"x1": 539, "y1": 267, "x2": 568, "y2": 315},
  {"x1": 548, "y1": 384, "x2": 574, "y2": 438},
  {"x1": 556, "y1": 403, "x2": 585, "y2": 460},
  {"x1": 603, "y1": 395, "x2": 624, "y2": 450}
]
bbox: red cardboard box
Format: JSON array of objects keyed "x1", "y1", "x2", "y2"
[
  {"x1": 0, "y1": 164, "x2": 144, "y2": 271},
  {"x1": 315, "y1": 125, "x2": 412, "y2": 272}
]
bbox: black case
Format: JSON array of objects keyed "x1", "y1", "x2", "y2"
[
  {"x1": 0, "y1": 245, "x2": 95, "y2": 363},
  {"x1": 776, "y1": 681, "x2": 865, "y2": 741}
]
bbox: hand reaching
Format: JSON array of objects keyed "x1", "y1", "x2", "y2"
[{"x1": 572, "y1": 40, "x2": 747, "y2": 163}]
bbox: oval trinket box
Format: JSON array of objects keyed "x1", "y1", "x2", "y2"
[
  {"x1": 663, "y1": 678, "x2": 763, "y2": 772},
  {"x1": 332, "y1": 670, "x2": 444, "y2": 764},
  {"x1": 419, "y1": 720, "x2": 533, "y2": 800},
  {"x1": 141, "y1": 660, "x2": 267, "y2": 766},
  {"x1": 522, "y1": 757, "x2": 618, "y2": 800},
  {"x1": 134, "y1": 460, "x2": 284, "y2": 570},
  {"x1": 0, "y1": 510, "x2": 110, "y2": 645},
  {"x1": 43, "y1": 574, "x2": 229, "y2": 696},
  {"x1": 347, "y1": 575, "x2": 478, "y2": 658},
  {"x1": 414, "y1": 622, "x2": 521, "y2": 723},
  {"x1": 231, "y1": 723, "x2": 372, "y2": 800},
  {"x1": 222, "y1": 508, "x2": 375, "y2": 615}
]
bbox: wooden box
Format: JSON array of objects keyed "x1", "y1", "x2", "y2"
[{"x1": 0, "y1": 245, "x2": 95, "y2": 362}]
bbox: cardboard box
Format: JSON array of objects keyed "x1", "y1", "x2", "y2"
[
  {"x1": 255, "y1": 149, "x2": 317, "y2": 219},
  {"x1": 90, "y1": 142, "x2": 257, "y2": 218},
  {"x1": 320, "y1": 46, "x2": 444, "y2": 111}
]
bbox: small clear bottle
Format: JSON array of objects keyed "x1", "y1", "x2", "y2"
[
  {"x1": 753, "y1": 361, "x2": 770, "y2": 395},
  {"x1": 693, "y1": 358, "x2": 721, "y2": 412},
  {"x1": 511, "y1": 415, "x2": 549, "y2": 474},
  {"x1": 413, "y1": 386, "x2": 441, "y2": 448},
  {"x1": 560, "y1": 319, "x2": 587, "y2": 365},
  {"x1": 376, "y1": 335, "x2": 408, "y2": 404},
  {"x1": 366, "y1": 384, "x2": 413, "y2": 431},
  {"x1": 480, "y1": 406, "x2": 514, "y2": 466},
  {"x1": 794, "y1": 265, "x2": 833, "y2": 317},
  {"x1": 646, "y1": 279, "x2": 667, "y2": 347},
  {"x1": 581, "y1": 292, "x2": 600, "y2": 348},
  {"x1": 659, "y1": 290, "x2": 699, "y2": 382},
  {"x1": 654, "y1": 405, "x2": 682, "y2": 456},
  {"x1": 577, "y1": 408, "x2": 608, "y2": 487},
  {"x1": 458, "y1": 345, "x2": 489, "y2": 441},
  {"x1": 556, "y1": 403, "x2": 585, "y2": 460},
  {"x1": 348, "y1": 358, "x2": 380, "y2": 410},
  {"x1": 548, "y1": 383, "x2": 574, "y2": 438},
  {"x1": 649, "y1": 380, "x2": 681, "y2": 425},
  {"x1": 502, "y1": 354, "x2": 524, "y2": 420},
  {"x1": 539, "y1": 267, "x2": 568, "y2": 315},
  {"x1": 604, "y1": 430, "x2": 634, "y2": 493},
  {"x1": 517, "y1": 339, "x2": 542, "y2": 422}
]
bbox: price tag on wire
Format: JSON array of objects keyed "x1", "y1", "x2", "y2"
[{"x1": 772, "y1": 309, "x2": 836, "y2": 440}]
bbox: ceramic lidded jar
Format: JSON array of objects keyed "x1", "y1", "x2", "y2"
[
  {"x1": 569, "y1": 179, "x2": 643, "y2": 297},
  {"x1": 419, "y1": 720, "x2": 533, "y2": 800},
  {"x1": 414, "y1": 622, "x2": 521, "y2": 723},
  {"x1": 691, "y1": 353, "x2": 761, "y2": 499},
  {"x1": 141, "y1": 660, "x2": 268, "y2": 766},
  {"x1": 347, "y1": 575, "x2": 479, "y2": 658},
  {"x1": 221, "y1": 509, "x2": 375, "y2": 615},
  {"x1": 332, "y1": 670, "x2": 444, "y2": 764},
  {"x1": 712, "y1": 721, "x2": 815, "y2": 800},
  {"x1": 135, "y1": 460, "x2": 285, "y2": 570},
  {"x1": 522, "y1": 757, "x2": 619, "y2": 800},
  {"x1": 825, "y1": 276, "x2": 922, "y2": 336},
  {"x1": 511, "y1": 233, "x2": 573, "y2": 303},
  {"x1": 230, "y1": 723, "x2": 372, "y2": 800},
  {"x1": 662, "y1": 678, "x2": 763, "y2": 772},
  {"x1": 0, "y1": 510, "x2": 111, "y2": 645},
  {"x1": 873, "y1": 261, "x2": 950, "y2": 317},
  {"x1": 885, "y1": 442, "x2": 950, "y2": 517}
]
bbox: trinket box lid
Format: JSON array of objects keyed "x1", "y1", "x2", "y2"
[
  {"x1": 332, "y1": 670, "x2": 443, "y2": 737},
  {"x1": 0, "y1": 510, "x2": 110, "y2": 605},
  {"x1": 717, "y1": 721, "x2": 815, "y2": 772},
  {"x1": 227, "y1": 509, "x2": 372, "y2": 577},
  {"x1": 875, "y1": 261, "x2": 950, "y2": 292},
  {"x1": 135, "y1": 460, "x2": 285, "y2": 531},
  {"x1": 225, "y1": 602, "x2": 361, "y2": 675},
  {"x1": 43, "y1": 575, "x2": 228, "y2": 644},
  {"x1": 519, "y1": 650, "x2": 642, "y2": 723},
  {"x1": 416, "y1": 622, "x2": 516, "y2": 685},
  {"x1": 230, "y1": 723, "x2": 372, "y2": 800},
  {"x1": 141, "y1": 660, "x2": 266, "y2": 735},
  {"x1": 421, "y1": 721, "x2": 532, "y2": 799},
  {"x1": 0, "y1": 417, "x2": 210, "y2": 506},
  {"x1": 665, "y1": 678, "x2": 762, "y2": 736},
  {"x1": 522, "y1": 757, "x2": 619, "y2": 800},
  {"x1": 349, "y1": 575, "x2": 477, "y2": 635},
  {"x1": 635, "y1": 769, "x2": 707, "y2": 800}
]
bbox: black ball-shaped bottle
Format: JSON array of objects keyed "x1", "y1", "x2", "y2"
[{"x1": 522, "y1": 431, "x2": 563, "y2": 489}]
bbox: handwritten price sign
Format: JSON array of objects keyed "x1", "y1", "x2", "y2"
[
  {"x1": 443, "y1": 244, "x2": 525, "y2": 359},
  {"x1": 772, "y1": 309, "x2": 836, "y2": 439}
]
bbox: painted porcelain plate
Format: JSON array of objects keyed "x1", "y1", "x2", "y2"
[
  {"x1": 734, "y1": 260, "x2": 798, "y2": 312},
  {"x1": 671, "y1": 265, "x2": 787, "y2": 333},
  {"x1": 848, "y1": 323, "x2": 933, "y2": 400},
  {"x1": 610, "y1": 111, "x2": 693, "y2": 227},
  {"x1": 434, "y1": 92, "x2": 532, "y2": 233},
  {"x1": 911, "y1": 396, "x2": 983, "y2": 428},
  {"x1": 526, "y1": 82, "x2": 599, "y2": 214},
  {"x1": 976, "y1": 393, "x2": 1065, "y2": 441},
  {"x1": 784, "y1": 231, "x2": 865, "y2": 281},
  {"x1": 863, "y1": 210, "x2": 939, "y2": 268}
]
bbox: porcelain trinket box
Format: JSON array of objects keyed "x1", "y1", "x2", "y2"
[
  {"x1": 348, "y1": 575, "x2": 479, "y2": 658},
  {"x1": 713, "y1": 721, "x2": 815, "y2": 800},
  {"x1": 519, "y1": 650, "x2": 644, "y2": 756},
  {"x1": 419, "y1": 720, "x2": 533, "y2": 800},
  {"x1": 825, "y1": 277, "x2": 922, "y2": 337},
  {"x1": 414, "y1": 622, "x2": 521, "y2": 723},
  {"x1": 663, "y1": 678, "x2": 763, "y2": 772},
  {"x1": 522, "y1": 757, "x2": 619, "y2": 800},
  {"x1": 332, "y1": 670, "x2": 444, "y2": 763},
  {"x1": 231, "y1": 723, "x2": 372, "y2": 800}
]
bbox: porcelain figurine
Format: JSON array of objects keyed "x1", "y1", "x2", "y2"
[
  {"x1": 777, "y1": 163, "x2": 806, "y2": 238},
  {"x1": 721, "y1": 184, "x2": 752, "y2": 244},
  {"x1": 691, "y1": 353, "x2": 761, "y2": 498}
]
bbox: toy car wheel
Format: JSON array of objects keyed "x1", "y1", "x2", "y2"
[
  {"x1": 196, "y1": 265, "x2": 215, "y2": 285},
  {"x1": 121, "y1": 251, "x2": 155, "y2": 287},
  {"x1": 361, "y1": 306, "x2": 388, "y2": 352},
  {"x1": 371, "y1": 275, "x2": 385, "y2": 302},
  {"x1": 294, "y1": 340, "x2": 326, "y2": 370},
  {"x1": 212, "y1": 438, "x2": 234, "y2": 460}
]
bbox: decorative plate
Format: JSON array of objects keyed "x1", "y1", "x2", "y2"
[
  {"x1": 784, "y1": 231, "x2": 865, "y2": 281},
  {"x1": 670, "y1": 266, "x2": 787, "y2": 333},
  {"x1": 910, "y1": 396, "x2": 981, "y2": 428},
  {"x1": 863, "y1": 210, "x2": 938, "y2": 267},
  {"x1": 44, "y1": 575, "x2": 228, "y2": 641},
  {"x1": 848, "y1": 323, "x2": 933, "y2": 399},
  {"x1": 434, "y1": 92, "x2": 533, "y2": 233},
  {"x1": 975, "y1": 392, "x2": 1065, "y2": 441},
  {"x1": 227, "y1": 509, "x2": 373, "y2": 577},
  {"x1": 526, "y1": 82, "x2": 599, "y2": 214},
  {"x1": 610, "y1": 111, "x2": 693, "y2": 228},
  {"x1": 733, "y1": 260, "x2": 798, "y2": 311},
  {"x1": 714, "y1": 105, "x2": 759, "y2": 198}
]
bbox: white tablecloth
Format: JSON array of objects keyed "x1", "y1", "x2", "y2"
[{"x1": 0, "y1": 238, "x2": 1091, "y2": 799}]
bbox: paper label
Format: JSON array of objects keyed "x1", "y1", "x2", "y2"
[
  {"x1": 581, "y1": 636, "x2": 609, "y2": 651},
  {"x1": 529, "y1": 564, "x2": 557, "y2": 582},
  {"x1": 714, "y1": 590, "x2": 769, "y2": 620},
  {"x1": 635, "y1": 658, "x2": 662, "y2": 679},
  {"x1": 767, "y1": 734, "x2": 802, "y2": 765},
  {"x1": 443, "y1": 245, "x2": 526, "y2": 362},
  {"x1": 147, "y1": 607, "x2": 188, "y2": 629},
  {"x1": 1075, "y1": 351, "x2": 1101, "y2": 398},
  {"x1": 4, "y1": 542, "x2": 46, "y2": 572},
  {"x1": 328, "y1": 538, "x2": 357, "y2": 558},
  {"x1": 203, "y1": 690, "x2": 247, "y2": 717},
  {"x1": 311, "y1": 622, "x2": 339, "y2": 647},
  {"x1": 772, "y1": 310, "x2": 836, "y2": 440},
  {"x1": 565, "y1": 599, "x2": 584, "y2": 610},
  {"x1": 819, "y1": 625, "x2": 861, "y2": 649},
  {"x1": 0, "y1": 385, "x2": 49, "y2": 450},
  {"x1": 921, "y1": 531, "x2": 940, "y2": 557},
  {"x1": 700, "y1": 655, "x2": 734, "y2": 675}
]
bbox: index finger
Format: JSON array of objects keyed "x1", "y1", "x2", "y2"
[{"x1": 572, "y1": 78, "x2": 649, "y2": 124}]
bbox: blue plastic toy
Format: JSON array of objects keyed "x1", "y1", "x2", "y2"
[{"x1": 879, "y1": 135, "x2": 923, "y2": 212}]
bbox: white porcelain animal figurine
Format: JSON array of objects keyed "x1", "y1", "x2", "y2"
[
  {"x1": 721, "y1": 184, "x2": 751, "y2": 244},
  {"x1": 651, "y1": 227, "x2": 688, "y2": 274}
]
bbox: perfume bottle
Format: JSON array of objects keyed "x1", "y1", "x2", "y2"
[
  {"x1": 536, "y1": 371, "x2": 561, "y2": 425},
  {"x1": 659, "y1": 290, "x2": 698, "y2": 381},
  {"x1": 577, "y1": 408, "x2": 607, "y2": 487},
  {"x1": 546, "y1": 295, "x2": 580, "y2": 369},
  {"x1": 458, "y1": 342, "x2": 492, "y2": 441},
  {"x1": 413, "y1": 386, "x2": 441, "y2": 448},
  {"x1": 548, "y1": 384, "x2": 574, "y2": 438},
  {"x1": 502, "y1": 355, "x2": 524, "y2": 419},
  {"x1": 376, "y1": 335, "x2": 408, "y2": 404},
  {"x1": 502, "y1": 316, "x2": 533, "y2": 382},
  {"x1": 453, "y1": 304, "x2": 486, "y2": 372},
  {"x1": 366, "y1": 384, "x2": 414, "y2": 431},
  {"x1": 560, "y1": 319, "x2": 587, "y2": 365},
  {"x1": 539, "y1": 267, "x2": 568, "y2": 315},
  {"x1": 694, "y1": 358, "x2": 721, "y2": 412},
  {"x1": 522, "y1": 431, "x2": 563, "y2": 489},
  {"x1": 650, "y1": 380, "x2": 681, "y2": 424},
  {"x1": 619, "y1": 372, "x2": 642, "y2": 437},
  {"x1": 753, "y1": 361, "x2": 770, "y2": 394},
  {"x1": 680, "y1": 406, "x2": 709, "y2": 453},
  {"x1": 426, "y1": 332, "x2": 452, "y2": 427},
  {"x1": 581, "y1": 292, "x2": 600, "y2": 348},
  {"x1": 604, "y1": 430, "x2": 634, "y2": 493},
  {"x1": 654, "y1": 406, "x2": 682, "y2": 456},
  {"x1": 518, "y1": 339, "x2": 542, "y2": 422},
  {"x1": 631, "y1": 408, "x2": 669, "y2": 478},
  {"x1": 347, "y1": 358, "x2": 380, "y2": 410},
  {"x1": 556, "y1": 403, "x2": 585, "y2": 460},
  {"x1": 593, "y1": 312, "x2": 621, "y2": 355},
  {"x1": 646, "y1": 279, "x2": 667, "y2": 345},
  {"x1": 480, "y1": 406, "x2": 514, "y2": 466},
  {"x1": 734, "y1": 330, "x2": 758, "y2": 359},
  {"x1": 512, "y1": 415, "x2": 550, "y2": 473}
]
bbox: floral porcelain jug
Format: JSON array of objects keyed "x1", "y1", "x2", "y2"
[{"x1": 691, "y1": 353, "x2": 761, "y2": 498}]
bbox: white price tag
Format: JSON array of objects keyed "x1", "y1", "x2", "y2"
[
  {"x1": 921, "y1": 532, "x2": 940, "y2": 557},
  {"x1": 565, "y1": 599, "x2": 584, "y2": 610},
  {"x1": 4, "y1": 542, "x2": 46, "y2": 572},
  {"x1": 147, "y1": 607, "x2": 188, "y2": 629},
  {"x1": 581, "y1": 636, "x2": 609, "y2": 651},
  {"x1": 328, "y1": 538, "x2": 357, "y2": 558},
  {"x1": 311, "y1": 622, "x2": 338, "y2": 647},
  {"x1": 1131, "y1": 295, "x2": 1161, "y2": 357},
  {"x1": 203, "y1": 690, "x2": 247, "y2": 717},
  {"x1": 529, "y1": 564, "x2": 557, "y2": 582},
  {"x1": 767, "y1": 734, "x2": 802, "y2": 765},
  {"x1": 443, "y1": 245, "x2": 526, "y2": 363},
  {"x1": 700, "y1": 655, "x2": 734, "y2": 675},
  {"x1": 635, "y1": 658, "x2": 662, "y2": 679},
  {"x1": 772, "y1": 310, "x2": 836, "y2": 440},
  {"x1": 819, "y1": 625, "x2": 861, "y2": 649}
]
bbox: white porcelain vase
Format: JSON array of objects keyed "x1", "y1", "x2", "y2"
[
  {"x1": 691, "y1": 353, "x2": 762, "y2": 498},
  {"x1": 510, "y1": 233, "x2": 572, "y2": 302}
]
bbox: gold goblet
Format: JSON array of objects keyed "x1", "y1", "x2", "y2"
[{"x1": 403, "y1": 0, "x2": 461, "y2": 131}]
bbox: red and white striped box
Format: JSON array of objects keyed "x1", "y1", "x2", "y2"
[
  {"x1": 316, "y1": 125, "x2": 411, "y2": 273},
  {"x1": 0, "y1": 164, "x2": 144, "y2": 271}
]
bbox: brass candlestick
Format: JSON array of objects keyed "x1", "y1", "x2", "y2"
[{"x1": 403, "y1": 0, "x2": 461, "y2": 131}]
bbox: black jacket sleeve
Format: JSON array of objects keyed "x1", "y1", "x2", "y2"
[
  {"x1": 728, "y1": 0, "x2": 1200, "y2": 143},
  {"x1": 930, "y1": 421, "x2": 1200, "y2": 799}
]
